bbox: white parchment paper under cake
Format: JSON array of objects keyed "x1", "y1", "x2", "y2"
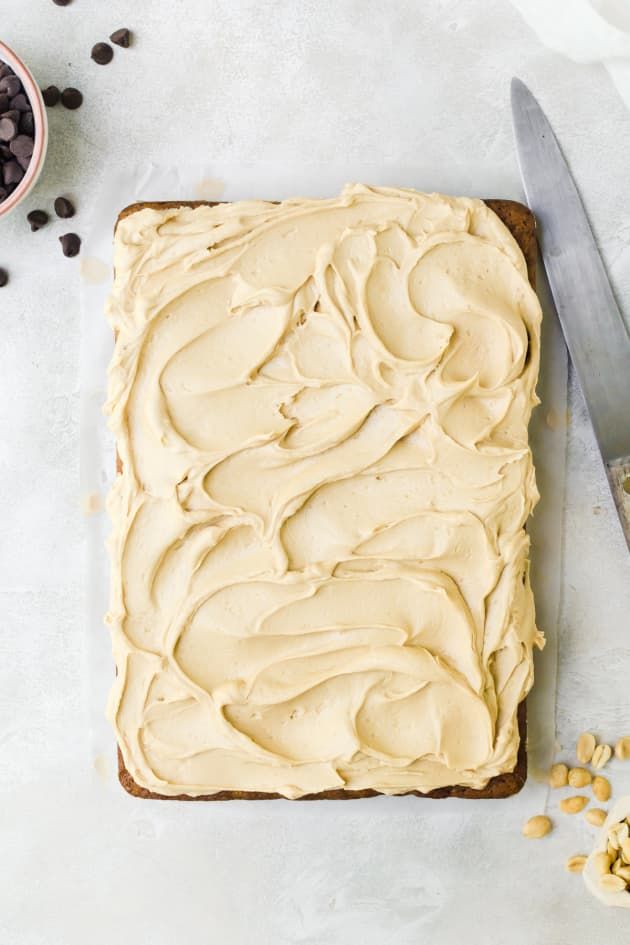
[{"x1": 80, "y1": 162, "x2": 568, "y2": 813}]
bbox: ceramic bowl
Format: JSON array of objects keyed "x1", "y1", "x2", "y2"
[{"x1": 0, "y1": 40, "x2": 48, "y2": 219}]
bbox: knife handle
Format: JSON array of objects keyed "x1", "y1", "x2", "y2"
[{"x1": 606, "y1": 456, "x2": 630, "y2": 553}]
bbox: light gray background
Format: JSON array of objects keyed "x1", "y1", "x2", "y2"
[{"x1": 1, "y1": 2, "x2": 629, "y2": 944}]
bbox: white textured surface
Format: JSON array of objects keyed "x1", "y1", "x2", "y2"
[
  {"x1": 1, "y1": 2, "x2": 630, "y2": 943},
  {"x1": 510, "y1": 0, "x2": 630, "y2": 110}
]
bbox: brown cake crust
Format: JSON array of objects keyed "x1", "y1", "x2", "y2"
[{"x1": 112, "y1": 195, "x2": 536, "y2": 801}]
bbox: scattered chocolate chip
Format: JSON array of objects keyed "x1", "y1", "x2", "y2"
[
  {"x1": 27, "y1": 209, "x2": 49, "y2": 231},
  {"x1": 54, "y1": 195, "x2": 75, "y2": 218},
  {"x1": 59, "y1": 232, "x2": 81, "y2": 257},
  {"x1": 2, "y1": 160, "x2": 23, "y2": 186},
  {"x1": 53, "y1": 0, "x2": 72, "y2": 5},
  {"x1": 0, "y1": 268, "x2": 8, "y2": 287},
  {"x1": 10, "y1": 94, "x2": 30, "y2": 112},
  {"x1": 19, "y1": 111, "x2": 34, "y2": 136},
  {"x1": 110, "y1": 28, "x2": 131, "y2": 48},
  {"x1": 61, "y1": 87, "x2": 83, "y2": 110},
  {"x1": 0, "y1": 76, "x2": 21, "y2": 98},
  {"x1": 0, "y1": 116, "x2": 18, "y2": 142},
  {"x1": 42, "y1": 85, "x2": 61, "y2": 107},
  {"x1": 91, "y1": 43, "x2": 113, "y2": 66}
]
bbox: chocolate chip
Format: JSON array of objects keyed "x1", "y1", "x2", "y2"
[
  {"x1": 27, "y1": 209, "x2": 49, "y2": 231},
  {"x1": 0, "y1": 94, "x2": 9, "y2": 113},
  {"x1": 0, "y1": 268, "x2": 8, "y2": 287},
  {"x1": 0, "y1": 186, "x2": 6, "y2": 201},
  {"x1": 9, "y1": 134, "x2": 34, "y2": 163},
  {"x1": 2, "y1": 160, "x2": 23, "y2": 186},
  {"x1": 42, "y1": 85, "x2": 61, "y2": 107},
  {"x1": 54, "y1": 196, "x2": 75, "y2": 218},
  {"x1": 10, "y1": 94, "x2": 30, "y2": 112},
  {"x1": 61, "y1": 87, "x2": 83, "y2": 109},
  {"x1": 19, "y1": 111, "x2": 34, "y2": 136},
  {"x1": 59, "y1": 232, "x2": 81, "y2": 257},
  {"x1": 0, "y1": 144, "x2": 11, "y2": 160},
  {"x1": 91, "y1": 43, "x2": 113, "y2": 66},
  {"x1": 110, "y1": 28, "x2": 131, "y2": 48},
  {"x1": 0, "y1": 64, "x2": 13, "y2": 80},
  {"x1": 0, "y1": 76, "x2": 21, "y2": 98},
  {"x1": 0, "y1": 116, "x2": 18, "y2": 142}
]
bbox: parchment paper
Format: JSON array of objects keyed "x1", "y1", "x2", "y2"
[{"x1": 80, "y1": 162, "x2": 568, "y2": 812}]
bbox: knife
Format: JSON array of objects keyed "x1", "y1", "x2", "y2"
[{"x1": 511, "y1": 77, "x2": 630, "y2": 553}]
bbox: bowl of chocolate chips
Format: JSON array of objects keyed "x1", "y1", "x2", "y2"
[{"x1": 0, "y1": 41, "x2": 48, "y2": 218}]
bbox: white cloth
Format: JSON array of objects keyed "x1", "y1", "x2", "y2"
[{"x1": 511, "y1": 0, "x2": 630, "y2": 108}]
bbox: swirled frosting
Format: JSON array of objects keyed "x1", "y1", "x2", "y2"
[{"x1": 105, "y1": 184, "x2": 543, "y2": 798}]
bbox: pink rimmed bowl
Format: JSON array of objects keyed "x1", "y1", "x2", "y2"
[{"x1": 0, "y1": 40, "x2": 48, "y2": 219}]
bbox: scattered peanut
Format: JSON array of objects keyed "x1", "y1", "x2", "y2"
[
  {"x1": 599, "y1": 873, "x2": 627, "y2": 893},
  {"x1": 615, "y1": 737, "x2": 630, "y2": 761},
  {"x1": 592, "y1": 744, "x2": 612, "y2": 769},
  {"x1": 616, "y1": 866, "x2": 630, "y2": 883},
  {"x1": 592, "y1": 775, "x2": 611, "y2": 803},
  {"x1": 577, "y1": 732, "x2": 596, "y2": 764},
  {"x1": 560, "y1": 795, "x2": 589, "y2": 815},
  {"x1": 549, "y1": 763, "x2": 569, "y2": 788},
  {"x1": 522, "y1": 814, "x2": 552, "y2": 839},
  {"x1": 585, "y1": 808, "x2": 608, "y2": 827},
  {"x1": 568, "y1": 767, "x2": 592, "y2": 788},
  {"x1": 594, "y1": 851, "x2": 612, "y2": 875},
  {"x1": 621, "y1": 839, "x2": 630, "y2": 862},
  {"x1": 565, "y1": 854, "x2": 587, "y2": 873}
]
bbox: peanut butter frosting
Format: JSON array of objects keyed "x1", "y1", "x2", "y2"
[{"x1": 105, "y1": 184, "x2": 543, "y2": 798}]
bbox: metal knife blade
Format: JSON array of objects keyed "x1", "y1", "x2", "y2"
[{"x1": 511, "y1": 77, "x2": 630, "y2": 551}]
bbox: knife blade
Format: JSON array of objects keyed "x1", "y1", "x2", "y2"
[{"x1": 511, "y1": 77, "x2": 630, "y2": 552}]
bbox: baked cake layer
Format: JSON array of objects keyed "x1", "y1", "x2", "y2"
[{"x1": 106, "y1": 186, "x2": 543, "y2": 799}]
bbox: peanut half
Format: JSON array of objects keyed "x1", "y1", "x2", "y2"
[
  {"x1": 565, "y1": 854, "x2": 587, "y2": 873},
  {"x1": 599, "y1": 873, "x2": 627, "y2": 893},
  {"x1": 615, "y1": 737, "x2": 630, "y2": 761},
  {"x1": 608, "y1": 822, "x2": 629, "y2": 850},
  {"x1": 560, "y1": 795, "x2": 589, "y2": 815},
  {"x1": 522, "y1": 814, "x2": 552, "y2": 839},
  {"x1": 593, "y1": 775, "x2": 612, "y2": 803},
  {"x1": 585, "y1": 808, "x2": 608, "y2": 827},
  {"x1": 592, "y1": 744, "x2": 612, "y2": 770},
  {"x1": 577, "y1": 731, "x2": 596, "y2": 764},
  {"x1": 593, "y1": 851, "x2": 612, "y2": 875},
  {"x1": 549, "y1": 763, "x2": 568, "y2": 788},
  {"x1": 568, "y1": 767, "x2": 591, "y2": 788}
]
